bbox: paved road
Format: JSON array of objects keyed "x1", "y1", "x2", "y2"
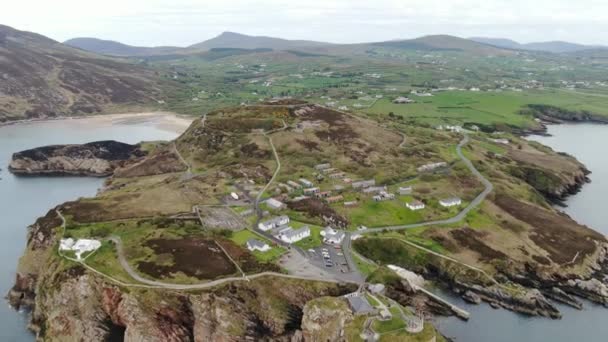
[
  {"x1": 361, "y1": 134, "x2": 493, "y2": 233},
  {"x1": 107, "y1": 236, "x2": 355, "y2": 290},
  {"x1": 343, "y1": 133, "x2": 494, "y2": 275}
]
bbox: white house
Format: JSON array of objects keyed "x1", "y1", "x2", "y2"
[
  {"x1": 247, "y1": 239, "x2": 271, "y2": 252},
  {"x1": 406, "y1": 200, "x2": 425, "y2": 211},
  {"x1": 287, "y1": 180, "x2": 302, "y2": 189},
  {"x1": 277, "y1": 226, "x2": 311, "y2": 244},
  {"x1": 258, "y1": 216, "x2": 290, "y2": 231},
  {"x1": 440, "y1": 197, "x2": 462, "y2": 208},
  {"x1": 266, "y1": 198, "x2": 286, "y2": 210},
  {"x1": 417, "y1": 162, "x2": 448, "y2": 173},
  {"x1": 324, "y1": 230, "x2": 345, "y2": 244},
  {"x1": 320, "y1": 226, "x2": 337, "y2": 237},
  {"x1": 60, "y1": 238, "x2": 102, "y2": 260}
]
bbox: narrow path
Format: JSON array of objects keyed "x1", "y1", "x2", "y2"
[
  {"x1": 361, "y1": 134, "x2": 493, "y2": 233},
  {"x1": 254, "y1": 133, "x2": 281, "y2": 214},
  {"x1": 213, "y1": 240, "x2": 247, "y2": 279}
]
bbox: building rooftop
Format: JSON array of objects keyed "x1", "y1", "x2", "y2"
[
  {"x1": 347, "y1": 295, "x2": 375, "y2": 314},
  {"x1": 247, "y1": 239, "x2": 267, "y2": 249}
]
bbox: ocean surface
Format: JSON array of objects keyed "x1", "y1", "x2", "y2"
[
  {"x1": 435, "y1": 123, "x2": 608, "y2": 342},
  {"x1": 0, "y1": 116, "x2": 186, "y2": 341}
]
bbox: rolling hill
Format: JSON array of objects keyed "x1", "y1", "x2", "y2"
[
  {"x1": 188, "y1": 31, "x2": 331, "y2": 51},
  {"x1": 470, "y1": 37, "x2": 608, "y2": 53},
  {"x1": 0, "y1": 24, "x2": 171, "y2": 123},
  {"x1": 64, "y1": 37, "x2": 181, "y2": 56},
  {"x1": 371, "y1": 35, "x2": 515, "y2": 55}
]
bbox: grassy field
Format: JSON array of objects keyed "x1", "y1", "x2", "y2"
[
  {"x1": 293, "y1": 222, "x2": 324, "y2": 250},
  {"x1": 230, "y1": 229, "x2": 286, "y2": 262},
  {"x1": 364, "y1": 89, "x2": 608, "y2": 128}
]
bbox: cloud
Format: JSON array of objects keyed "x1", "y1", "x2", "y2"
[{"x1": 1, "y1": 0, "x2": 607, "y2": 46}]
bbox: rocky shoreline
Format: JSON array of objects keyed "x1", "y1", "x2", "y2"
[{"x1": 8, "y1": 141, "x2": 145, "y2": 177}]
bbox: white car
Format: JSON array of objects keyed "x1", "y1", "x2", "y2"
[{"x1": 357, "y1": 225, "x2": 368, "y2": 231}]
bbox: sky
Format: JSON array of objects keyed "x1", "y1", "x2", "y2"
[{"x1": 2, "y1": 0, "x2": 608, "y2": 47}]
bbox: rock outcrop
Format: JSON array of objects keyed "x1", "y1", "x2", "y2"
[{"x1": 9, "y1": 140, "x2": 145, "y2": 176}]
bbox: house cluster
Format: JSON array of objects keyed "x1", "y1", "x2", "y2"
[
  {"x1": 258, "y1": 216, "x2": 311, "y2": 244},
  {"x1": 59, "y1": 238, "x2": 102, "y2": 260}
]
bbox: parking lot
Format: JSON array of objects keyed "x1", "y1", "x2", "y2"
[{"x1": 306, "y1": 243, "x2": 351, "y2": 274}]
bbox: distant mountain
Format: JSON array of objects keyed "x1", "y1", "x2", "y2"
[
  {"x1": 372, "y1": 35, "x2": 514, "y2": 55},
  {"x1": 64, "y1": 37, "x2": 182, "y2": 56},
  {"x1": 468, "y1": 37, "x2": 521, "y2": 50},
  {"x1": 0, "y1": 25, "x2": 169, "y2": 123},
  {"x1": 469, "y1": 37, "x2": 608, "y2": 53},
  {"x1": 188, "y1": 31, "x2": 331, "y2": 51}
]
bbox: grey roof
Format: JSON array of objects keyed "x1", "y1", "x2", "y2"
[
  {"x1": 247, "y1": 239, "x2": 267, "y2": 249},
  {"x1": 347, "y1": 295, "x2": 374, "y2": 314},
  {"x1": 281, "y1": 226, "x2": 310, "y2": 239},
  {"x1": 261, "y1": 215, "x2": 289, "y2": 226}
]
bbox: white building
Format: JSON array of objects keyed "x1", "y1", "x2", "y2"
[
  {"x1": 266, "y1": 198, "x2": 286, "y2": 210},
  {"x1": 299, "y1": 178, "x2": 314, "y2": 188},
  {"x1": 393, "y1": 97, "x2": 415, "y2": 104},
  {"x1": 323, "y1": 228, "x2": 345, "y2": 244},
  {"x1": 60, "y1": 238, "x2": 102, "y2": 260},
  {"x1": 277, "y1": 226, "x2": 311, "y2": 244},
  {"x1": 247, "y1": 239, "x2": 271, "y2": 252},
  {"x1": 352, "y1": 179, "x2": 376, "y2": 189},
  {"x1": 258, "y1": 216, "x2": 290, "y2": 231},
  {"x1": 315, "y1": 163, "x2": 331, "y2": 170},
  {"x1": 440, "y1": 197, "x2": 462, "y2": 208},
  {"x1": 303, "y1": 187, "x2": 320, "y2": 195},
  {"x1": 417, "y1": 162, "x2": 448, "y2": 173},
  {"x1": 406, "y1": 200, "x2": 425, "y2": 211},
  {"x1": 399, "y1": 186, "x2": 413, "y2": 195}
]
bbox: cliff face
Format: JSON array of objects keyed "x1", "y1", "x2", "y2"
[{"x1": 9, "y1": 141, "x2": 145, "y2": 176}]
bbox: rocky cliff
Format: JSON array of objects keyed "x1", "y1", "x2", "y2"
[{"x1": 9, "y1": 141, "x2": 145, "y2": 176}]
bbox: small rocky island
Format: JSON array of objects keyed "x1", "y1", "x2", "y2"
[{"x1": 8, "y1": 141, "x2": 146, "y2": 177}]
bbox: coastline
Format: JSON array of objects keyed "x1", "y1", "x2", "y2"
[{"x1": 0, "y1": 112, "x2": 195, "y2": 134}]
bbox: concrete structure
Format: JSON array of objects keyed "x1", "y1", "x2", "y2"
[
  {"x1": 320, "y1": 226, "x2": 346, "y2": 244},
  {"x1": 326, "y1": 195, "x2": 344, "y2": 204},
  {"x1": 440, "y1": 197, "x2": 462, "y2": 208},
  {"x1": 417, "y1": 162, "x2": 448, "y2": 173},
  {"x1": 352, "y1": 179, "x2": 376, "y2": 189},
  {"x1": 346, "y1": 294, "x2": 375, "y2": 315},
  {"x1": 368, "y1": 283, "x2": 385, "y2": 294},
  {"x1": 299, "y1": 178, "x2": 314, "y2": 188},
  {"x1": 258, "y1": 216, "x2": 290, "y2": 231},
  {"x1": 60, "y1": 238, "x2": 102, "y2": 260},
  {"x1": 406, "y1": 200, "x2": 425, "y2": 211},
  {"x1": 491, "y1": 138, "x2": 510, "y2": 145},
  {"x1": 362, "y1": 186, "x2": 387, "y2": 194},
  {"x1": 266, "y1": 198, "x2": 286, "y2": 210},
  {"x1": 399, "y1": 186, "x2": 413, "y2": 195},
  {"x1": 393, "y1": 96, "x2": 415, "y2": 104},
  {"x1": 329, "y1": 172, "x2": 346, "y2": 179},
  {"x1": 276, "y1": 226, "x2": 311, "y2": 244},
  {"x1": 315, "y1": 163, "x2": 332, "y2": 171},
  {"x1": 373, "y1": 191, "x2": 395, "y2": 202},
  {"x1": 287, "y1": 180, "x2": 302, "y2": 189},
  {"x1": 303, "y1": 187, "x2": 321, "y2": 195},
  {"x1": 316, "y1": 191, "x2": 332, "y2": 198},
  {"x1": 246, "y1": 239, "x2": 271, "y2": 252},
  {"x1": 344, "y1": 201, "x2": 358, "y2": 207}
]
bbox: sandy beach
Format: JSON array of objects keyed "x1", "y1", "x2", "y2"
[{"x1": 0, "y1": 112, "x2": 195, "y2": 134}]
